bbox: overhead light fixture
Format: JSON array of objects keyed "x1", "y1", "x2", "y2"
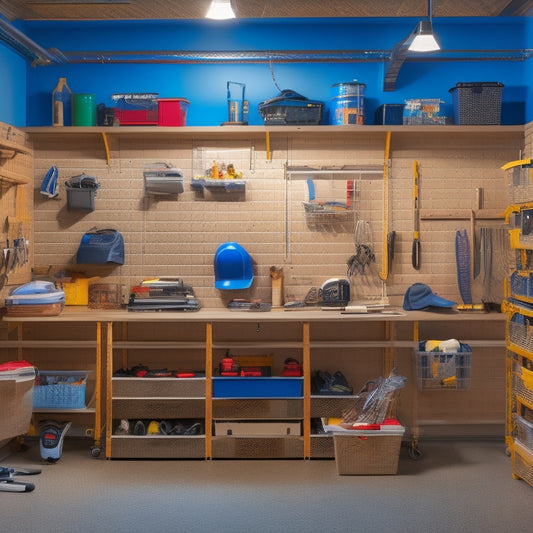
[
  {"x1": 205, "y1": 0, "x2": 236, "y2": 20},
  {"x1": 408, "y1": 20, "x2": 440, "y2": 52},
  {"x1": 408, "y1": 0, "x2": 440, "y2": 52}
]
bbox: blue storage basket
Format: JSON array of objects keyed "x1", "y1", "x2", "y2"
[{"x1": 33, "y1": 371, "x2": 88, "y2": 409}]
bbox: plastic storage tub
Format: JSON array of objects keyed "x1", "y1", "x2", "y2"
[
  {"x1": 112, "y1": 93, "x2": 158, "y2": 125},
  {"x1": 33, "y1": 370, "x2": 89, "y2": 409},
  {"x1": 403, "y1": 99, "x2": 445, "y2": 125},
  {"x1": 60, "y1": 277, "x2": 99, "y2": 306},
  {"x1": 330, "y1": 82, "x2": 365, "y2": 125},
  {"x1": 157, "y1": 98, "x2": 190, "y2": 126},
  {"x1": 375, "y1": 104, "x2": 405, "y2": 125},
  {"x1": 0, "y1": 363, "x2": 36, "y2": 440},
  {"x1": 212, "y1": 377, "x2": 303, "y2": 398},
  {"x1": 66, "y1": 186, "x2": 96, "y2": 211},
  {"x1": 449, "y1": 82, "x2": 503, "y2": 125},
  {"x1": 333, "y1": 427, "x2": 405, "y2": 475}
]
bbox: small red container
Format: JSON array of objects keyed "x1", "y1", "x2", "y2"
[
  {"x1": 114, "y1": 108, "x2": 158, "y2": 125},
  {"x1": 158, "y1": 98, "x2": 190, "y2": 126}
]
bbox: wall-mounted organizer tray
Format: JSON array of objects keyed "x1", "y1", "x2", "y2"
[
  {"x1": 143, "y1": 163, "x2": 184, "y2": 195},
  {"x1": 66, "y1": 186, "x2": 96, "y2": 211},
  {"x1": 190, "y1": 178, "x2": 245, "y2": 193}
]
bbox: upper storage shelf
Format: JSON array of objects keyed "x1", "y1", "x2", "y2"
[
  {"x1": 24, "y1": 125, "x2": 525, "y2": 136},
  {"x1": 24, "y1": 124, "x2": 525, "y2": 166}
]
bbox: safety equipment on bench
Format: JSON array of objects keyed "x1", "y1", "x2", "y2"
[
  {"x1": 214, "y1": 242, "x2": 253, "y2": 290},
  {"x1": 403, "y1": 283, "x2": 456, "y2": 311}
]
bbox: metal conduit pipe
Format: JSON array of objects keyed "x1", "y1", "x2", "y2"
[
  {"x1": 0, "y1": 18, "x2": 66, "y2": 66},
  {"x1": 63, "y1": 49, "x2": 531, "y2": 64}
]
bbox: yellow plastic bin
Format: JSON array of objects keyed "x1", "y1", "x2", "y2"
[{"x1": 61, "y1": 277, "x2": 99, "y2": 306}]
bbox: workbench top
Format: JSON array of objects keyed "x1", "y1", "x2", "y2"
[{"x1": 1, "y1": 306, "x2": 506, "y2": 323}]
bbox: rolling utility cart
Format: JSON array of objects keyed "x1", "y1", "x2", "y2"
[
  {"x1": 0, "y1": 361, "x2": 41, "y2": 492},
  {"x1": 1, "y1": 316, "x2": 104, "y2": 458}
]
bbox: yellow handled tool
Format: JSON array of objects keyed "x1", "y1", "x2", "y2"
[
  {"x1": 379, "y1": 131, "x2": 391, "y2": 281},
  {"x1": 412, "y1": 160, "x2": 421, "y2": 270}
]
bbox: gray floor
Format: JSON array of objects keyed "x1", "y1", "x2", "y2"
[{"x1": 1, "y1": 438, "x2": 532, "y2": 533}]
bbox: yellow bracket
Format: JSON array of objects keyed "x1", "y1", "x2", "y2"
[
  {"x1": 501, "y1": 158, "x2": 531, "y2": 170},
  {"x1": 379, "y1": 131, "x2": 391, "y2": 281},
  {"x1": 265, "y1": 131, "x2": 271, "y2": 161},
  {"x1": 101, "y1": 132, "x2": 110, "y2": 166}
]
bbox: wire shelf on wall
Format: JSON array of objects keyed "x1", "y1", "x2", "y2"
[
  {"x1": 283, "y1": 164, "x2": 387, "y2": 305},
  {"x1": 285, "y1": 164, "x2": 382, "y2": 234}
]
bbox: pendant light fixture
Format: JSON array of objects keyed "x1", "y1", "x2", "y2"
[
  {"x1": 408, "y1": 0, "x2": 440, "y2": 52},
  {"x1": 205, "y1": 0, "x2": 236, "y2": 20}
]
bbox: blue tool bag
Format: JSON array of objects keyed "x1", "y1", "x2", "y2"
[{"x1": 76, "y1": 228, "x2": 124, "y2": 265}]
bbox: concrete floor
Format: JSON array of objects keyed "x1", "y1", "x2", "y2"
[{"x1": 1, "y1": 438, "x2": 532, "y2": 533}]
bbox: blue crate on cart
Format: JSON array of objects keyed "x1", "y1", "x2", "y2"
[
  {"x1": 33, "y1": 370, "x2": 89, "y2": 409},
  {"x1": 510, "y1": 271, "x2": 533, "y2": 300}
]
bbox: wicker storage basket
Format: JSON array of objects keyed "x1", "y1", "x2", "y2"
[{"x1": 333, "y1": 431, "x2": 403, "y2": 475}]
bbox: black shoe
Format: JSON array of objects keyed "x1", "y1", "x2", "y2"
[{"x1": 133, "y1": 420, "x2": 146, "y2": 435}]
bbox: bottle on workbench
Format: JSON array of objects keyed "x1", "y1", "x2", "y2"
[{"x1": 52, "y1": 77, "x2": 72, "y2": 127}]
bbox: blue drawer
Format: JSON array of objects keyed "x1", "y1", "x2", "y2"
[{"x1": 212, "y1": 377, "x2": 303, "y2": 398}]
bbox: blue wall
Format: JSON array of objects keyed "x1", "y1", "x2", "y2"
[
  {"x1": 0, "y1": 19, "x2": 27, "y2": 126},
  {"x1": 0, "y1": 17, "x2": 530, "y2": 126}
]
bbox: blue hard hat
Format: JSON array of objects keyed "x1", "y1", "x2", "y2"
[{"x1": 214, "y1": 242, "x2": 253, "y2": 290}]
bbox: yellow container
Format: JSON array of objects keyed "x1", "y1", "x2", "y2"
[{"x1": 62, "y1": 277, "x2": 99, "y2": 305}]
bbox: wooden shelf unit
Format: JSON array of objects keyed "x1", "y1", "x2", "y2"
[{"x1": 2, "y1": 307, "x2": 507, "y2": 460}]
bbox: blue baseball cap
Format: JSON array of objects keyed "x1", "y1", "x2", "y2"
[
  {"x1": 403, "y1": 283, "x2": 456, "y2": 310},
  {"x1": 214, "y1": 242, "x2": 254, "y2": 290}
]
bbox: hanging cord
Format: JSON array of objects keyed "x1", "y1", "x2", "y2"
[{"x1": 269, "y1": 56, "x2": 282, "y2": 92}]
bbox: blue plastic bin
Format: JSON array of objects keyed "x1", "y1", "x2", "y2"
[
  {"x1": 33, "y1": 370, "x2": 89, "y2": 409},
  {"x1": 212, "y1": 377, "x2": 303, "y2": 398}
]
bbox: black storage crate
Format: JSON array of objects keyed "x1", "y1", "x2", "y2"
[
  {"x1": 259, "y1": 103, "x2": 323, "y2": 125},
  {"x1": 258, "y1": 90, "x2": 323, "y2": 125},
  {"x1": 449, "y1": 82, "x2": 503, "y2": 125},
  {"x1": 375, "y1": 104, "x2": 405, "y2": 125}
]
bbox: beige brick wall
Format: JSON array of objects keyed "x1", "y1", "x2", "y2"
[{"x1": 31, "y1": 127, "x2": 524, "y2": 308}]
